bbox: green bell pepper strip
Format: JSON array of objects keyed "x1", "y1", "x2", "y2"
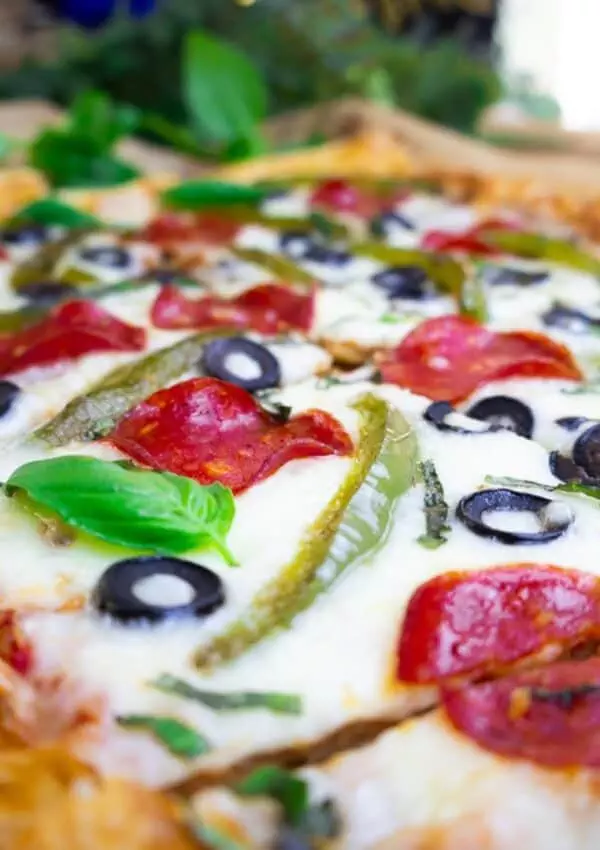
[
  {"x1": 459, "y1": 262, "x2": 488, "y2": 322},
  {"x1": 193, "y1": 394, "x2": 418, "y2": 671},
  {"x1": 35, "y1": 328, "x2": 234, "y2": 446},
  {"x1": 353, "y1": 242, "x2": 466, "y2": 300},
  {"x1": 9, "y1": 231, "x2": 93, "y2": 292},
  {"x1": 230, "y1": 246, "x2": 317, "y2": 288},
  {"x1": 482, "y1": 230, "x2": 600, "y2": 277}
]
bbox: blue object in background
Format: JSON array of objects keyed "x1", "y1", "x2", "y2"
[{"x1": 60, "y1": 0, "x2": 156, "y2": 28}]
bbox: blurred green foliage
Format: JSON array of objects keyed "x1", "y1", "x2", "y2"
[{"x1": 0, "y1": 0, "x2": 500, "y2": 137}]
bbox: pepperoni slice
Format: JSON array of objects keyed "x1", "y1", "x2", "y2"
[
  {"x1": 379, "y1": 315, "x2": 582, "y2": 403},
  {"x1": 443, "y1": 658, "x2": 600, "y2": 768},
  {"x1": 142, "y1": 212, "x2": 241, "y2": 247},
  {"x1": 420, "y1": 218, "x2": 521, "y2": 256},
  {"x1": 397, "y1": 565, "x2": 600, "y2": 685},
  {"x1": 310, "y1": 180, "x2": 381, "y2": 218},
  {"x1": 151, "y1": 283, "x2": 315, "y2": 335},
  {"x1": 109, "y1": 377, "x2": 353, "y2": 494},
  {"x1": 0, "y1": 300, "x2": 145, "y2": 377},
  {"x1": 0, "y1": 611, "x2": 33, "y2": 675}
]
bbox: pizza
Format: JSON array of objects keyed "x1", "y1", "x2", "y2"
[{"x1": 0, "y1": 151, "x2": 599, "y2": 850}]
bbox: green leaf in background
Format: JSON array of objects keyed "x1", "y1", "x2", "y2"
[
  {"x1": 69, "y1": 90, "x2": 140, "y2": 151},
  {"x1": 6, "y1": 456, "x2": 237, "y2": 562},
  {"x1": 29, "y1": 129, "x2": 140, "y2": 189},
  {"x1": 183, "y1": 30, "x2": 267, "y2": 153},
  {"x1": 116, "y1": 714, "x2": 210, "y2": 759},
  {"x1": 162, "y1": 180, "x2": 270, "y2": 210},
  {"x1": 150, "y1": 673, "x2": 302, "y2": 715},
  {"x1": 10, "y1": 198, "x2": 101, "y2": 229}
]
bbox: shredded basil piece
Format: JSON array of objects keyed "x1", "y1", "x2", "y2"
[
  {"x1": 116, "y1": 714, "x2": 210, "y2": 759},
  {"x1": 150, "y1": 673, "x2": 302, "y2": 715},
  {"x1": 417, "y1": 459, "x2": 450, "y2": 549},
  {"x1": 236, "y1": 766, "x2": 309, "y2": 826}
]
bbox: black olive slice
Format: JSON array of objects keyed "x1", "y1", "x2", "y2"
[
  {"x1": 465, "y1": 396, "x2": 534, "y2": 439},
  {"x1": 456, "y1": 488, "x2": 572, "y2": 545},
  {"x1": 423, "y1": 401, "x2": 496, "y2": 435},
  {"x1": 280, "y1": 230, "x2": 316, "y2": 260},
  {"x1": 542, "y1": 304, "x2": 600, "y2": 334},
  {"x1": 549, "y1": 451, "x2": 600, "y2": 486},
  {"x1": 92, "y1": 556, "x2": 225, "y2": 624},
  {"x1": 0, "y1": 381, "x2": 20, "y2": 418},
  {"x1": 303, "y1": 244, "x2": 352, "y2": 267},
  {"x1": 484, "y1": 267, "x2": 549, "y2": 287},
  {"x1": 18, "y1": 281, "x2": 79, "y2": 306},
  {"x1": 555, "y1": 416, "x2": 590, "y2": 432},
  {"x1": 372, "y1": 265, "x2": 431, "y2": 300},
  {"x1": 78, "y1": 245, "x2": 132, "y2": 269},
  {"x1": 202, "y1": 337, "x2": 281, "y2": 392},
  {"x1": 370, "y1": 211, "x2": 415, "y2": 238},
  {"x1": 573, "y1": 424, "x2": 600, "y2": 479},
  {"x1": 2, "y1": 224, "x2": 50, "y2": 247}
]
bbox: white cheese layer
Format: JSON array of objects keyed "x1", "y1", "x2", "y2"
[{"x1": 3, "y1": 381, "x2": 599, "y2": 788}]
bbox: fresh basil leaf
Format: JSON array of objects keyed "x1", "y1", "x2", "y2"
[
  {"x1": 236, "y1": 766, "x2": 308, "y2": 826},
  {"x1": 116, "y1": 714, "x2": 210, "y2": 759},
  {"x1": 10, "y1": 199, "x2": 101, "y2": 229},
  {"x1": 6, "y1": 457, "x2": 237, "y2": 563},
  {"x1": 162, "y1": 180, "x2": 270, "y2": 210},
  {"x1": 150, "y1": 673, "x2": 302, "y2": 715},
  {"x1": 69, "y1": 90, "x2": 140, "y2": 151},
  {"x1": 417, "y1": 459, "x2": 450, "y2": 549},
  {"x1": 184, "y1": 31, "x2": 267, "y2": 147},
  {"x1": 29, "y1": 130, "x2": 140, "y2": 189}
]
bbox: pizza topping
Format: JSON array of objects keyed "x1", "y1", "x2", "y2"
[
  {"x1": 442, "y1": 658, "x2": 600, "y2": 767},
  {"x1": 78, "y1": 245, "x2": 132, "y2": 270},
  {"x1": 397, "y1": 565, "x2": 600, "y2": 685},
  {"x1": 465, "y1": 396, "x2": 535, "y2": 439},
  {"x1": 93, "y1": 556, "x2": 226, "y2": 624},
  {"x1": 111, "y1": 378, "x2": 352, "y2": 495},
  {"x1": 417, "y1": 459, "x2": 449, "y2": 550},
  {"x1": 572, "y1": 424, "x2": 600, "y2": 479},
  {"x1": 152, "y1": 283, "x2": 315, "y2": 335},
  {"x1": 18, "y1": 281, "x2": 79, "y2": 307},
  {"x1": 194, "y1": 396, "x2": 417, "y2": 670},
  {"x1": 378, "y1": 315, "x2": 583, "y2": 404},
  {"x1": 201, "y1": 337, "x2": 281, "y2": 393},
  {"x1": 0, "y1": 300, "x2": 145, "y2": 378},
  {"x1": 421, "y1": 230, "x2": 499, "y2": 257},
  {"x1": 10, "y1": 232, "x2": 88, "y2": 291},
  {"x1": 9, "y1": 197, "x2": 100, "y2": 229},
  {"x1": 371, "y1": 265, "x2": 433, "y2": 300},
  {"x1": 422, "y1": 401, "x2": 491, "y2": 435},
  {"x1": 162, "y1": 180, "x2": 270, "y2": 210},
  {"x1": 355, "y1": 243, "x2": 465, "y2": 300},
  {"x1": 0, "y1": 380, "x2": 20, "y2": 418},
  {"x1": 230, "y1": 246, "x2": 317, "y2": 289},
  {"x1": 456, "y1": 488, "x2": 573, "y2": 545},
  {"x1": 370, "y1": 210, "x2": 416, "y2": 238},
  {"x1": 543, "y1": 303, "x2": 600, "y2": 335},
  {"x1": 116, "y1": 714, "x2": 210, "y2": 759},
  {"x1": 143, "y1": 212, "x2": 242, "y2": 247},
  {"x1": 310, "y1": 179, "x2": 376, "y2": 217},
  {"x1": 7, "y1": 457, "x2": 237, "y2": 561},
  {"x1": 151, "y1": 674, "x2": 302, "y2": 715},
  {"x1": 556, "y1": 416, "x2": 590, "y2": 432},
  {"x1": 2, "y1": 224, "x2": 51, "y2": 248},
  {"x1": 279, "y1": 230, "x2": 316, "y2": 261},
  {"x1": 0, "y1": 611, "x2": 33, "y2": 675},
  {"x1": 484, "y1": 266, "x2": 549, "y2": 287},
  {"x1": 36, "y1": 328, "x2": 235, "y2": 446},
  {"x1": 482, "y1": 229, "x2": 600, "y2": 276}
]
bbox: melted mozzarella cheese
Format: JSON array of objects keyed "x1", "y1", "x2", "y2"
[{"x1": 7, "y1": 382, "x2": 600, "y2": 788}]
